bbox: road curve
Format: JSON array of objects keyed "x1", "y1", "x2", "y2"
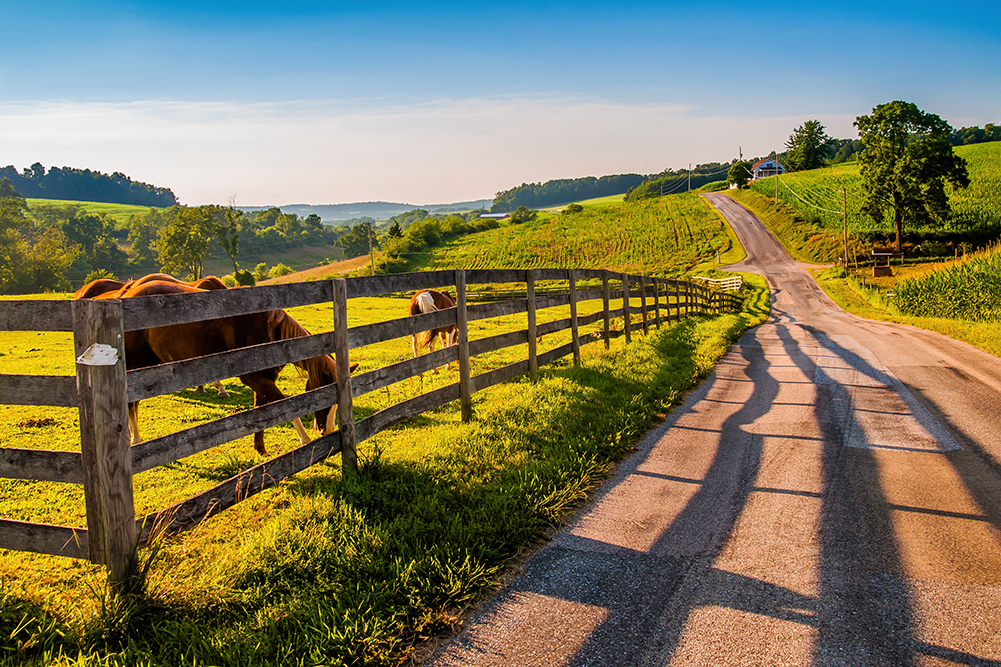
[{"x1": 427, "y1": 193, "x2": 1001, "y2": 667}]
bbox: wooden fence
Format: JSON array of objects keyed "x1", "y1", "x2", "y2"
[{"x1": 0, "y1": 268, "x2": 742, "y2": 582}]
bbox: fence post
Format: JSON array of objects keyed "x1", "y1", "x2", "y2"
[
  {"x1": 456, "y1": 270, "x2": 472, "y2": 422},
  {"x1": 527, "y1": 269, "x2": 538, "y2": 383},
  {"x1": 332, "y1": 279, "x2": 357, "y2": 471},
  {"x1": 569, "y1": 269, "x2": 580, "y2": 365},
  {"x1": 73, "y1": 298, "x2": 135, "y2": 584},
  {"x1": 653, "y1": 279, "x2": 661, "y2": 329},
  {"x1": 639, "y1": 275, "x2": 648, "y2": 335},
  {"x1": 622, "y1": 272, "x2": 631, "y2": 343},
  {"x1": 601, "y1": 271, "x2": 610, "y2": 350}
]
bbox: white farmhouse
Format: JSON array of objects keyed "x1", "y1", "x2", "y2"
[{"x1": 751, "y1": 157, "x2": 785, "y2": 180}]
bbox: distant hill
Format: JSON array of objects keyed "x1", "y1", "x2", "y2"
[
  {"x1": 239, "y1": 199, "x2": 493, "y2": 224},
  {"x1": 0, "y1": 163, "x2": 178, "y2": 207}
]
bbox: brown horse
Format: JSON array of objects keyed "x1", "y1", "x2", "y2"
[
  {"x1": 75, "y1": 273, "x2": 231, "y2": 396},
  {"x1": 114, "y1": 280, "x2": 355, "y2": 455},
  {"x1": 408, "y1": 289, "x2": 459, "y2": 373}
]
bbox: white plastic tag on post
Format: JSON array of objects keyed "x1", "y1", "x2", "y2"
[{"x1": 76, "y1": 343, "x2": 120, "y2": 366}]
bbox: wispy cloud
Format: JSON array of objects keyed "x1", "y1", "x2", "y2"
[{"x1": 0, "y1": 98, "x2": 858, "y2": 205}]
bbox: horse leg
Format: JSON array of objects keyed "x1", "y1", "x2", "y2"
[
  {"x1": 291, "y1": 417, "x2": 310, "y2": 445},
  {"x1": 128, "y1": 401, "x2": 142, "y2": 445},
  {"x1": 212, "y1": 380, "x2": 230, "y2": 398},
  {"x1": 244, "y1": 374, "x2": 288, "y2": 456},
  {"x1": 428, "y1": 330, "x2": 440, "y2": 374},
  {"x1": 441, "y1": 330, "x2": 453, "y2": 371}
]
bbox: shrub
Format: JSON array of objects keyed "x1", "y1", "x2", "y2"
[
  {"x1": 509, "y1": 206, "x2": 537, "y2": 224},
  {"x1": 268, "y1": 263, "x2": 294, "y2": 278},
  {"x1": 562, "y1": 203, "x2": 584, "y2": 215},
  {"x1": 234, "y1": 269, "x2": 255, "y2": 286},
  {"x1": 84, "y1": 268, "x2": 118, "y2": 284}
]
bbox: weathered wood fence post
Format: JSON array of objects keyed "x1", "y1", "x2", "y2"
[
  {"x1": 73, "y1": 298, "x2": 135, "y2": 584},
  {"x1": 456, "y1": 270, "x2": 472, "y2": 422},
  {"x1": 332, "y1": 278, "x2": 357, "y2": 471},
  {"x1": 527, "y1": 269, "x2": 538, "y2": 383},
  {"x1": 569, "y1": 269, "x2": 580, "y2": 365},
  {"x1": 601, "y1": 271, "x2": 610, "y2": 350}
]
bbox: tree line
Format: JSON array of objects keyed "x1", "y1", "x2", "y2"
[
  {"x1": 624, "y1": 163, "x2": 732, "y2": 201},
  {"x1": 491, "y1": 174, "x2": 647, "y2": 212},
  {"x1": 0, "y1": 180, "x2": 357, "y2": 294},
  {"x1": 0, "y1": 163, "x2": 178, "y2": 207}
]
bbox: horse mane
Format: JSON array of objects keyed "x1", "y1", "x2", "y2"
[{"x1": 268, "y1": 309, "x2": 336, "y2": 378}]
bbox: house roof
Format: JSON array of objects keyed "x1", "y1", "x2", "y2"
[{"x1": 752, "y1": 157, "x2": 780, "y2": 169}]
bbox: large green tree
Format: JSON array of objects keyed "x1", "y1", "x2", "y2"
[
  {"x1": 0, "y1": 178, "x2": 29, "y2": 292},
  {"x1": 785, "y1": 120, "x2": 834, "y2": 171},
  {"x1": 158, "y1": 206, "x2": 216, "y2": 279},
  {"x1": 855, "y1": 101, "x2": 970, "y2": 252},
  {"x1": 727, "y1": 161, "x2": 752, "y2": 189}
]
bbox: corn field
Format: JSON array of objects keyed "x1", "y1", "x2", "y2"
[
  {"x1": 429, "y1": 193, "x2": 730, "y2": 276},
  {"x1": 893, "y1": 243, "x2": 1001, "y2": 321}
]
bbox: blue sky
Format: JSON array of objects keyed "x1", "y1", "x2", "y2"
[{"x1": 2, "y1": 1, "x2": 998, "y2": 205}]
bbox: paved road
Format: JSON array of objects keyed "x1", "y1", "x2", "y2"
[{"x1": 427, "y1": 193, "x2": 1001, "y2": 666}]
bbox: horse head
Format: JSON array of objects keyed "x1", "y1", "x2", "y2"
[{"x1": 305, "y1": 355, "x2": 359, "y2": 436}]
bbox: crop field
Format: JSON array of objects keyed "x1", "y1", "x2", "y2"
[
  {"x1": 430, "y1": 193, "x2": 739, "y2": 276},
  {"x1": 748, "y1": 142, "x2": 1001, "y2": 244},
  {"x1": 893, "y1": 242, "x2": 1001, "y2": 321}
]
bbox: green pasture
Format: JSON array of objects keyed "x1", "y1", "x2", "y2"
[
  {"x1": 26, "y1": 199, "x2": 157, "y2": 226},
  {"x1": 0, "y1": 273, "x2": 769, "y2": 666},
  {"x1": 432, "y1": 193, "x2": 738, "y2": 276}
]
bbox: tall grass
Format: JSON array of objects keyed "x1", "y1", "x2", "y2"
[{"x1": 894, "y1": 243, "x2": 1001, "y2": 321}]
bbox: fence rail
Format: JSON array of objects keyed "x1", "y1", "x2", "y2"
[{"x1": 0, "y1": 268, "x2": 743, "y2": 581}]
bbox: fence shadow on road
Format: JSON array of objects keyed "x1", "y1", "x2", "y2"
[{"x1": 434, "y1": 301, "x2": 1001, "y2": 667}]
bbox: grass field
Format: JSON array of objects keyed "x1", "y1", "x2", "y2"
[
  {"x1": 748, "y1": 142, "x2": 1001, "y2": 247},
  {"x1": 0, "y1": 197, "x2": 768, "y2": 665}
]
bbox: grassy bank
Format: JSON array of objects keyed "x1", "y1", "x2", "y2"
[{"x1": 1, "y1": 276, "x2": 769, "y2": 666}]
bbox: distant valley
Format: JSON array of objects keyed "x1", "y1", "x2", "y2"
[{"x1": 237, "y1": 199, "x2": 494, "y2": 223}]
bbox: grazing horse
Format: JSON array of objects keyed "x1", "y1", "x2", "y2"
[
  {"x1": 115, "y1": 280, "x2": 355, "y2": 456},
  {"x1": 408, "y1": 289, "x2": 459, "y2": 373},
  {"x1": 75, "y1": 273, "x2": 232, "y2": 396}
]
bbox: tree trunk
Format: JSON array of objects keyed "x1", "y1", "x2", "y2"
[{"x1": 893, "y1": 193, "x2": 904, "y2": 253}]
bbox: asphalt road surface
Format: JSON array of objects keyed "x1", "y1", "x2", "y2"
[{"x1": 427, "y1": 193, "x2": 1001, "y2": 667}]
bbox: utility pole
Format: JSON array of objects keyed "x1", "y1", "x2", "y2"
[
  {"x1": 774, "y1": 152, "x2": 779, "y2": 201},
  {"x1": 688, "y1": 163, "x2": 692, "y2": 192},
  {"x1": 841, "y1": 188, "x2": 849, "y2": 271},
  {"x1": 367, "y1": 221, "x2": 375, "y2": 276}
]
